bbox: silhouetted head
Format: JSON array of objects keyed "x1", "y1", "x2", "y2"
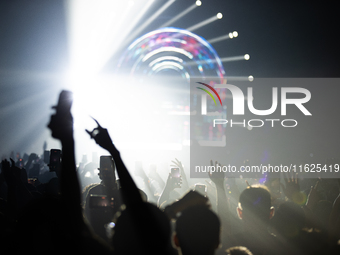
[
  {"x1": 237, "y1": 185, "x2": 274, "y2": 225},
  {"x1": 175, "y1": 205, "x2": 220, "y2": 255},
  {"x1": 111, "y1": 202, "x2": 173, "y2": 255},
  {"x1": 98, "y1": 156, "x2": 117, "y2": 188}
]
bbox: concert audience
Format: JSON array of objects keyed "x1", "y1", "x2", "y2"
[{"x1": 0, "y1": 90, "x2": 339, "y2": 255}]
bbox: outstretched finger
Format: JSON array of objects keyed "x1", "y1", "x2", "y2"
[
  {"x1": 90, "y1": 116, "x2": 103, "y2": 129},
  {"x1": 85, "y1": 129, "x2": 92, "y2": 137},
  {"x1": 174, "y1": 158, "x2": 181, "y2": 165},
  {"x1": 171, "y1": 161, "x2": 179, "y2": 167}
]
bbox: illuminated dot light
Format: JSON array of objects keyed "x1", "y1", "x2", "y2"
[
  {"x1": 229, "y1": 32, "x2": 233, "y2": 39},
  {"x1": 244, "y1": 54, "x2": 250, "y2": 60},
  {"x1": 196, "y1": 0, "x2": 202, "y2": 6},
  {"x1": 216, "y1": 13, "x2": 223, "y2": 19},
  {"x1": 232, "y1": 31, "x2": 238, "y2": 37},
  {"x1": 248, "y1": 75, "x2": 254, "y2": 81}
]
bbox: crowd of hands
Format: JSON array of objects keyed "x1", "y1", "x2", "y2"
[{"x1": 0, "y1": 90, "x2": 340, "y2": 255}]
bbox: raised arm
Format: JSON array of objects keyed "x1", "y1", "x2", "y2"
[
  {"x1": 86, "y1": 119, "x2": 143, "y2": 208},
  {"x1": 158, "y1": 172, "x2": 181, "y2": 208},
  {"x1": 209, "y1": 160, "x2": 231, "y2": 235},
  {"x1": 47, "y1": 90, "x2": 82, "y2": 223}
]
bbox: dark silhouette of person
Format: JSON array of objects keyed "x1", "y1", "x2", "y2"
[
  {"x1": 86, "y1": 117, "x2": 175, "y2": 254},
  {"x1": 174, "y1": 205, "x2": 221, "y2": 255},
  {"x1": 84, "y1": 156, "x2": 122, "y2": 243},
  {"x1": 227, "y1": 185, "x2": 280, "y2": 255}
]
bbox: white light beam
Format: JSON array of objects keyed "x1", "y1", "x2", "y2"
[
  {"x1": 126, "y1": 0, "x2": 176, "y2": 43},
  {"x1": 208, "y1": 31, "x2": 238, "y2": 44},
  {"x1": 159, "y1": 3, "x2": 199, "y2": 28},
  {"x1": 185, "y1": 54, "x2": 250, "y2": 66},
  {"x1": 186, "y1": 13, "x2": 222, "y2": 32}
]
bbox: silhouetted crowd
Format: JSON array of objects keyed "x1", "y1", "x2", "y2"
[{"x1": 0, "y1": 90, "x2": 340, "y2": 255}]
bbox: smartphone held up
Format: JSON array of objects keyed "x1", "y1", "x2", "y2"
[{"x1": 171, "y1": 167, "x2": 181, "y2": 187}]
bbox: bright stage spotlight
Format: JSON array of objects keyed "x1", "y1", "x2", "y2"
[
  {"x1": 196, "y1": 0, "x2": 202, "y2": 6},
  {"x1": 125, "y1": 0, "x2": 176, "y2": 43},
  {"x1": 225, "y1": 76, "x2": 255, "y2": 82},
  {"x1": 186, "y1": 14, "x2": 222, "y2": 32},
  {"x1": 207, "y1": 31, "x2": 238, "y2": 44},
  {"x1": 186, "y1": 54, "x2": 250, "y2": 66},
  {"x1": 66, "y1": 0, "x2": 155, "y2": 83}
]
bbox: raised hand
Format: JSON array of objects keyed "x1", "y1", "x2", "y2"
[
  {"x1": 48, "y1": 112, "x2": 73, "y2": 140},
  {"x1": 86, "y1": 118, "x2": 115, "y2": 152},
  {"x1": 165, "y1": 172, "x2": 182, "y2": 190},
  {"x1": 170, "y1": 158, "x2": 189, "y2": 189},
  {"x1": 170, "y1": 158, "x2": 184, "y2": 174},
  {"x1": 281, "y1": 173, "x2": 305, "y2": 204},
  {"x1": 208, "y1": 160, "x2": 225, "y2": 188},
  {"x1": 157, "y1": 172, "x2": 183, "y2": 207},
  {"x1": 47, "y1": 90, "x2": 81, "y2": 219},
  {"x1": 86, "y1": 116, "x2": 143, "y2": 208},
  {"x1": 47, "y1": 90, "x2": 73, "y2": 141}
]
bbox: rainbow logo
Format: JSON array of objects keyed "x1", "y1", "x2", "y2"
[{"x1": 196, "y1": 82, "x2": 222, "y2": 106}]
